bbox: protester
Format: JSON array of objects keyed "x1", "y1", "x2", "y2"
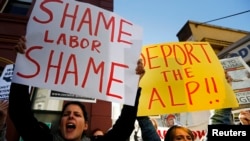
[
  {"x1": 90, "y1": 128, "x2": 104, "y2": 141},
  {"x1": 0, "y1": 100, "x2": 8, "y2": 141},
  {"x1": 9, "y1": 36, "x2": 145, "y2": 141},
  {"x1": 165, "y1": 114, "x2": 177, "y2": 128},
  {"x1": 164, "y1": 125, "x2": 194, "y2": 141}
]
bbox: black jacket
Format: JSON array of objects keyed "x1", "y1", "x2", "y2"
[{"x1": 9, "y1": 83, "x2": 141, "y2": 141}]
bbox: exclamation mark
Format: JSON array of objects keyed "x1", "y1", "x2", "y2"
[{"x1": 205, "y1": 77, "x2": 219, "y2": 104}]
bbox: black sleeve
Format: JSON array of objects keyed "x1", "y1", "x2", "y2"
[
  {"x1": 97, "y1": 87, "x2": 141, "y2": 141},
  {"x1": 8, "y1": 83, "x2": 52, "y2": 141},
  {"x1": 137, "y1": 116, "x2": 161, "y2": 141}
]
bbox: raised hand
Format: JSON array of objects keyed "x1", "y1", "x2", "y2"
[
  {"x1": 136, "y1": 59, "x2": 145, "y2": 86},
  {"x1": 14, "y1": 36, "x2": 26, "y2": 54}
]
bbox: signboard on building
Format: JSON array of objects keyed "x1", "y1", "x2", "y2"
[
  {"x1": 227, "y1": 41, "x2": 250, "y2": 62},
  {"x1": 218, "y1": 34, "x2": 250, "y2": 63}
]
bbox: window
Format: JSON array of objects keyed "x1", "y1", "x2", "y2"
[{"x1": 2, "y1": 0, "x2": 32, "y2": 15}]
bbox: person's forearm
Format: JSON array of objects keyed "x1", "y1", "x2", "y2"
[
  {"x1": 9, "y1": 83, "x2": 32, "y2": 123},
  {"x1": 8, "y1": 83, "x2": 40, "y2": 140},
  {"x1": 103, "y1": 87, "x2": 141, "y2": 140},
  {"x1": 137, "y1": 116, "x2": 161, "y2": 141}
]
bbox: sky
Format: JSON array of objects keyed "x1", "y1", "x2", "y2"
[{"x1": 114, "y1": 0, "x2": 250, "y2": 46}]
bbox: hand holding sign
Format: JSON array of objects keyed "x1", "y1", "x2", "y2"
[
  {"x1": 136, "y1": 59, "x2": 145, "y2": 86},
  {"x1": 14, "y1": 36, "x2": 26, "y2": 54}
]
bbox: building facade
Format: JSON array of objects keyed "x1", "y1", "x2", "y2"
[{"x1": 177, "y1": 20, "x2": 249, "y2": 54}]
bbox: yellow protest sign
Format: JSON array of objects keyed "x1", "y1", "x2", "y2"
[{"x1": 138, "y1": 42, "x2": 239, "y2": 116}]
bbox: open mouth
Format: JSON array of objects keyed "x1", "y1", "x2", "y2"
[{"x1": 66, "y1": 123, "x2": 76, "y2": 129}]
